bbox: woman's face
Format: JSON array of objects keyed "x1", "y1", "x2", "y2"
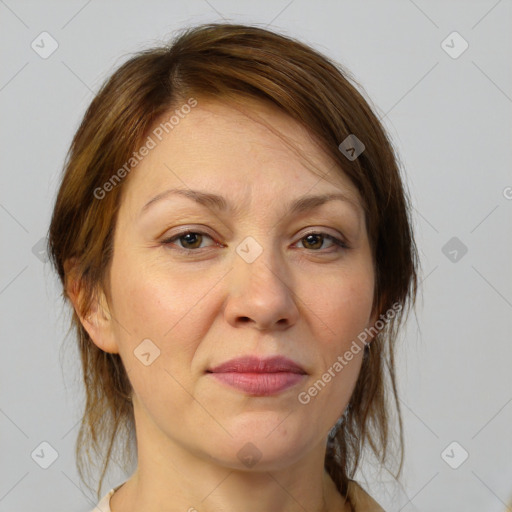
[{"x1": 91, "y1": 97, "x2": 376, "y2": 471}]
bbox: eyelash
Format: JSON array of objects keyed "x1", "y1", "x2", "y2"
[{"x1": 160, "y1": 229, "x2": 350, "y2": 255}]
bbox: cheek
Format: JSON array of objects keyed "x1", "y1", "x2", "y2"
[
  {"x1": 109, "y1": 256, "x2": 219, "y2": 363},
  {"x1": 108, "y1": 259, "x2": 217, "y2": 413},
  {"x1": 299, "y1": 275, "x2": 372, "y2": 420},
  {"x1": 303, "y1": 270, "x2": 372, "y2": 402},
  {"x1": 305, "y1": 269, "x2": 374, "y2": 347}
]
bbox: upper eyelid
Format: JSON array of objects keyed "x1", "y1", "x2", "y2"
[{"x1": 162, "y1": 226, "x2": 344, "y2": 239}]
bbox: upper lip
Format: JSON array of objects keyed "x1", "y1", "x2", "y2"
[{"x1": 207, "y1": 356, "x2": 307, "y2": 374}]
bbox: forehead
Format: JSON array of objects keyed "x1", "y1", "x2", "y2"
[{"x1": 120, "y1": 97, "x2": 362, "y2": 216}]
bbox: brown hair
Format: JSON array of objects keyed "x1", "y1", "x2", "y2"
[{"x1": 47, "y1": 22, "x2": 419, "y2": 503}]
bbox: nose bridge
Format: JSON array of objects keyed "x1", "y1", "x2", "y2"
[
  {"x1": 224, "y1": 234, "x2": 299, "y2": 330},
  {"x1": 234, "y1": 235, "x2": 290, "y2": 299}
]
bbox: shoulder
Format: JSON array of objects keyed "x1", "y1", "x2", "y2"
[{"x1": 346, "y1": 480, "x2": 386, "y2": 512}]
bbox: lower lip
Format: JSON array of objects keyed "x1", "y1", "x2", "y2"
[{"x1": 209, "y1": 372, "x2": 305, "y2": 396}]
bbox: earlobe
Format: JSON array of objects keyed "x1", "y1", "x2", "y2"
[
  {"x1": 64, "y1": 259, "x2": 119, "y2": 354},
  {"x1": 81, "y1": 294, "x2": 119, "y2": 354}
]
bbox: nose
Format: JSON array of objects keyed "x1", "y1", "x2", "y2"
[{"x1": 223, "y1": 244, "x2": 300, "y2": 331}]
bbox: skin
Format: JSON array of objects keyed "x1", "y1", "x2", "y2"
[{"x1": 70, "y1": 97, "x2": 378, "y2": 512}]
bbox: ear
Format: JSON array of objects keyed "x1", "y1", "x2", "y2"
[{"x1": 64, "y1": 258, "x2": 119, "y2": 354}]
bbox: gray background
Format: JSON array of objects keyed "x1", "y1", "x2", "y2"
[{"x1": 1, "y1": 1, "x2": 511, "y2": 511}]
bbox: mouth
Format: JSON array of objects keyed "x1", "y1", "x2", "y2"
[{"x1": 206, "y1": 355, "x2": 307, "y2": 396}]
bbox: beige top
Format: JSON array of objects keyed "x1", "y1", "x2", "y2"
[
  {"x1": 346, "y1": 480, "x2": 386, "y2": 511},
  {"x1": 90, "y1": 479, "x2": 385, "y2": 512}
]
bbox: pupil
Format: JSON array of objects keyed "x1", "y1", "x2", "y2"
[
  {"x1": 183, "y1": 233, "x2": 201, "y2": 248},
  {"x1": 305, "y1": 234, "x2": 322, "y2": 249}
]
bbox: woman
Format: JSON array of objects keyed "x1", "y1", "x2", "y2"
[{"x1": 48, "y1": 23, "x2": 418, "y2": 512}]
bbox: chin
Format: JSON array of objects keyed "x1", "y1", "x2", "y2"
[{"x1": 205, "y1": 428, "x2": 311, "y2": 472}]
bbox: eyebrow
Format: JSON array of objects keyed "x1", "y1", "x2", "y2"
[{"x1": 140, "y1": 188, "x2": 361, "y2": 217}]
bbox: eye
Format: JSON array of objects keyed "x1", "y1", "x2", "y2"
[
  {"x1": 161, "y1": 229, "x2": 349, "y2": 254},
  {"x1": 161, "y1": 230, "x2": 217, "y2": 251},
  {"x1": 295, "y1": 232, "x2": 349, "y2": 252}
]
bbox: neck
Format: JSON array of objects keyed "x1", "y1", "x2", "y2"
[
  {"x1": 111, "y1": 464, "x2": 348, "y2": 512},
  {"x1": 109, "y1": 397, "x2": 350, "y2": 512}
]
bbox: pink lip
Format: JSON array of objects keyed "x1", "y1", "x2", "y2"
[{"x1": 207, "y1": 356, "x2": 307, "y2": 396}]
